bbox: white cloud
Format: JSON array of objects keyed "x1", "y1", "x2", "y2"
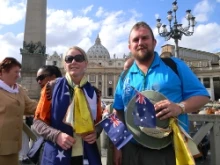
[
  {"x1": 98, "y1": 10, "x2": 141, "y2": 57},
  {"x1": 81, "y1": 5, "x2": 94, "y2": 15},
  {"x1": 165, "y1": 23, "x2": 220, "y2": 53},
  {"x1": 155, "y1": 14, "x2": 160, "y2": 19},
  {"x1": 0, "y1": 0, "x2": 25, "y2": 62},
  {"x1": 217, "y1": 0, "x2": 220, "y2": 2},
  {"x1": 45, "y1": 7, "x2": 141, "y2": 58},
  {"x1": 3, "y1": 1, "x2": 218, "y2": 63},
  {"x1": 96, "y1": 7, "x2": 104, "y2": 17},
  {"x1": 46, "y1": 9, "x2": 99, "y2": 55},
  {"x1": 193, "y1": 0, "x2": 213, "y2": 22},
  {"x1": 0, "y1": 32, "x2": 23, "y2": 62},
  {"x1": 0, "y1": 0, "x2": 26, "y2": 25}
]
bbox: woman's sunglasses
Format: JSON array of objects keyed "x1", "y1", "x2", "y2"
[
  {"x1": 36, "y1": 74, "x2": 49, "y2": 82},
  {"x1": 65, "y1": 54, "x2": 85, "y2": 63}
]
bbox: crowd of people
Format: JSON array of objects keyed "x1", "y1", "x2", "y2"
[{"x1": 0, "y1": 21, "x2": 210, "y2": 165}]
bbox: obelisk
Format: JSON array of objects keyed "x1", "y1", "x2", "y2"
[
  {"x1": 24, "y1": 0, "x2": 46, "y2": 45},
  {"x1": 20, "y1": 0, "x2": 47, "y2": 99}
]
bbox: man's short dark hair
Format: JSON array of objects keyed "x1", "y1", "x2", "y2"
[{"x1": 129, "y1": 21, "x2": 155, "y2": 43}]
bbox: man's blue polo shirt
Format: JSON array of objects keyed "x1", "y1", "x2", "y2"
[{"x1": 113, "y1": 52, "x2": 209, "y2": 132}]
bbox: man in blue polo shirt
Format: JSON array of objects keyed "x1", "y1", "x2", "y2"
[{"x1": 112, "y1": 21, "x2": 209, "y2": 165}]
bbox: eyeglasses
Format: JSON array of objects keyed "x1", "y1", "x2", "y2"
[
  {"x1": 65, "y1": 54, "x2": 85, "y2": 63},
  {"x1": 36, "y1": 74, "x2": 49, "y2": 82}
]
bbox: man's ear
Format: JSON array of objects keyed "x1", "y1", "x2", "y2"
[
  {"x1": 128, "y1": 43, "x2": 131, "y2": 50},
  {"x1": 153, "y1": 39, "x2": 157, "y2": 49}
]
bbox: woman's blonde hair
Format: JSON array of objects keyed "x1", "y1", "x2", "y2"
[{"x1": 63, "y1": 46, "x2": 88, "y2": 62}]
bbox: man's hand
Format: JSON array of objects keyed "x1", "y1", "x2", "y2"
[
  {"x1": 81, "y1": 132, "x2": 97, "y2": 144},
  {"x1": 154, "y1": 99, "x2": 182, "y2": 120},
  {"x1": 56, "y1": 132, "x2": 75, "y2": 150},
  {"x1": 113, "y1": 147, "x2": 122, "y2": 165}
]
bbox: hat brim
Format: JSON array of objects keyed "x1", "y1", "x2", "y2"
[{"x1": 125, "y1": 90, "x2": 172, "y2": 149}]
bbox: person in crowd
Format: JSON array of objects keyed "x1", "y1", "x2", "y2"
[
  {"x1": 0, "y1": 57, "x2": 37, "y2": 165},
  {"x1": 32, "y1": 46, "x2": 103, "y2": 165},
  {"x1": 36, "y1": 65, "x2": 63, "y2": 89},
  {"x1": 20, "y1": 65, "x2": 63, "y2": 164},
  {"x1": 112, "y1": 21, "x2": 210, "y2": 165},
  {"x1": 123, "y1": 57, "x2": 134, "y2": 70}
]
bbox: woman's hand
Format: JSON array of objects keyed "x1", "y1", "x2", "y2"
[
  {"x1": 56, "y1": 132, "x2": 75, "y2": 150},
  {"x1": 81, "y1": 132, "x2": 97, "y2": 144}
]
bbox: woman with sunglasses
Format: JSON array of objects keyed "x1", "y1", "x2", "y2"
[
  {"x1": 36, "y1": 65, "x2": 62, "y2": 89},
  {"x1": 0, "y1": 57, "x2": 37, "y2": 165},
  {"x1": 19, "y1": 65, "x2": 63, "y2": 164},
  {"x1": 32, "y1": 46, "x2": 103, "y2": 165}
]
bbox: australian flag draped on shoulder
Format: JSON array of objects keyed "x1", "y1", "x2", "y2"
[
  {"x1": 132, "y1": 87, "x2": 156, "y2": 128},
  {"x1": 98, "y1": 113, "x2": 133, "y2": 150}
]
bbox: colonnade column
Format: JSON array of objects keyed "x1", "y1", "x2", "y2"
[
  {"x1": 102, "y1": 74, "x2": 105, "y2": 98},
  {"x1": 210, "y1": 77, "x2": 215, "y2": 101},
  {"x1": 200, "y1": 77, "x2": 204, "y2": 85}
]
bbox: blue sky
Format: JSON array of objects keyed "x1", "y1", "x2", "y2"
[{"x1": 0, "y1": 0, "x2": 220, "y2": 62}]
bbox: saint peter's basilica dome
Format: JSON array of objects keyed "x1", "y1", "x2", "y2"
[{"x1": 87, "y1": 35, "x2": 110, "y2": 60}]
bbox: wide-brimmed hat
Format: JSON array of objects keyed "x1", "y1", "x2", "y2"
[{"x1": 125, "y1": 90, "x2": 172, "y2": 149}]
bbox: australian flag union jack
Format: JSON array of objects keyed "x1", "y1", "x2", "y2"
[
  {"x1": 133, "y1": 92, "x2": 156, "y2": 128},
  {"x1": 99, "y1": 114, "x2": 133, "y2": 150}
]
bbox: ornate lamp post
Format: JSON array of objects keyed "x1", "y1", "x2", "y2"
[{"x1": 156, "y1": 0, "x2": 196, "y2": 58}]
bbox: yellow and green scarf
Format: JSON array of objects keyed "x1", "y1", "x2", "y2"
[{"x1": 65, "y1": 73, "x2": 94, "y2": 134}]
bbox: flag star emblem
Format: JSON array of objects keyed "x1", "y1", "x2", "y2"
[
  {"x1": 64, "y1": 91, "x2": 70, "y2": 95},
  {"x1": 117, "y1": 129, "x2": 120, "y2": 132},
  {"x1": 56, "y1": 150, "x2": 65, "y2": 161},
  {"x1": 105, "y1": 123, "x2": 109, "y2": 127}
]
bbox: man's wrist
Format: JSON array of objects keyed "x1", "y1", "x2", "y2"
[{"x1": 177, "y1": 103, "x2": 186, "y2": 114}]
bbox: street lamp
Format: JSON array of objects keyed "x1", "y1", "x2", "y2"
[{"x1": 156, "y1": 0, "x2": 196, "y2": 58}]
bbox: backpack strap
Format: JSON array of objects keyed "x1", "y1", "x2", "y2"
[{"x1": 161, "y1": 57, "x2": 179, "y2": 77}]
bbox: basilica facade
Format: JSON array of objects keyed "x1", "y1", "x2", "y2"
[{"x1": 46, "y1": 37, "x2": 220, "y2": 102}]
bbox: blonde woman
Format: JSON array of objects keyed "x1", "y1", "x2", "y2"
[{"x1": 32, "y1": 46, "x2": 102, "y2": 165}]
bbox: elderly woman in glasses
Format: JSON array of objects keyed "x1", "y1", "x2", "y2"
[
  {"x1": 32, "y1": 46, "x2": 103, "y2": 165},
  {"x1": 0, "y1": 57, "x2": 37, "y2": 165}
]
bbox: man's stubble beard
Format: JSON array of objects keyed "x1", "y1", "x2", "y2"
[{"x1": 134, "y1": 50, "x2": 154, "y2": 63}]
